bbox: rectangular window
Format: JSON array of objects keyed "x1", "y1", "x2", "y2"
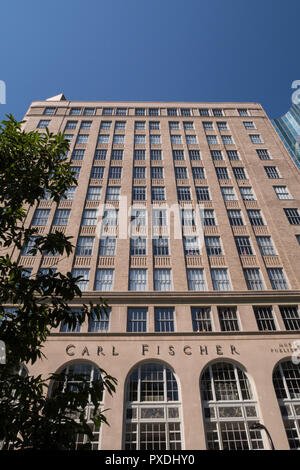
[
  {"x1": 155, "y1": 307, "x2": 174, "y2": 332},
  {"x1": 109, "y1": 166, "x2": 122, "y2": 179},
  {"x1": 60, "y1": 308, "x2": 81, "y2": 333},
  {"x1": 181, "y1": 108, "x2": 191, "y2": 116},
  {"x1": 134, "y1": 149, "x2": 146, "y2": 160},
  {"x1": 71, "y1": 166, "x2": 81, "y2": 179},
  {"x1": 81, "y1": 209, "x2": 98, "y2": 226},
  {"x1": 181, "y1": 209, "x2": 195, "y2": 226},
  {"x1": 44, "y1": 107, "x2": 56, "y2": 115},
  {"x1": 189, "y1": 150, "x2": 201, "y2": 160},
  {"x1": 227, "y1": 150, "x2": 240, "y2": 161},
  {"x1": 284, "y1": 208, "x2": 300, "y2": 225},
  {"x1": 243, "y1": 121, "x2": 256, "y2": 130},
  {"x1": 235, "y1": 236, "x2": 253, "y2": 255},
  {"x1": 233, "y1": 167, "x2": 247, "y2": 179},
  {"x1": 61, "y1": 186, "x2": 76, "y2": 200},
  {"x1": 98, "y1": 134, "x2": 109, "y2": 144},
  {"x1": 135, "y1": 108, "x2": 145, "y2": 116},
  {"x1": 91, "y1": 166, "x2": 104, "y2": 179},
  {"x1": 199, "y1": 108, "x2": 210, "y2": 116},
  {"x1": 238, "y1": 109, "x2": 249, "y2": 116},
  {"x1": 130, "y1": 237, "x2": 147, "y2": 256},
  {"x1": 228, "y1": 210, "x2": 244, "y2": 226},
  {"x1": 175, "y1": 167, "x2": 188, "y2": 179},
  {"x1": 191, "y1": 307, "x2": 212, "y2": 332},
  {"x1": 86, "y1": 186, "x2": 102, "y2": 201},
  {"x1": 80, "y1": 121, "x2": 92, "y2": 130},
  {"x1": 247, "y1": 210, "x2": 264, "y2": 226},
  {"x1": 149, "y1": 108, "x2": 159, "y2": 116},
  {"x1": 192, "y1": 167, "x2": 205, "y2": 179},
  {"x1": 196, "y1": 186, "x2": 210, "y2": 201},
  {"x1": 240, "y1": 187, "x2": 256, "y2": 201},
  {"x1": 211, "y1": 150, "x2": 223, "y2": 161},
  {"x1": 151, "y1": 166, "x2": 164, "y2": 179},
  {"x1": 72, "y1": 268, "x2": 90, "y2": 291},
  {"x1": 99, "y1": 237, "x2": 116, "y2": 256},
  {"x1": 217, "y1": 122, "x2": 228, "y2": 131},
  {"x1": 129, "y1": 269, "x2": 147, "y2": 291},
  {"x1": 202, "y1": 209, "x2": 216, "y2": 226},
  {"x1": 149, "y1": 121, "x2": 160, "y2": 130},
  {"x1": 187, "y1": 268, "x2": 206, "y2": 291},
  {"x1": 177, "y1": 187, "x2": 192, "y2": 201},
  {"x1": 113, "y1": 134, "x2": 125, "y2": 144},
  {"x1": 169, "y1": 121, "x2": 180, "y2": 130},
  {"x1": 183, "y1": 236, "x2": 200, "y2": 256},
  {"x1": 250, "y1": 134, "x2": 263, "y2": 144},
  {"x1": 127, "y1": 308, "x2": 147, "y2": 333},
  {"x1": 184, "y1": 121, "x2": 194, "y2": 130},
  {"x1": 221, "y1": 135, "x2": 234, "y2": 145},
  {"x1": 71, "y1": 149, "x2": 85, "y2": 160},
  {"x1": 106, "y1": 186, "x2": 120, "y2": 201},
  {"x1": 152, "y1": 187, "x2": 165, "y2": 201},
  {"x1": 279, "y1": 306, "x2": 300, "y2": 331},
  {"x1": 100, "y1": 121, "x2": 111, "y2": 130},
  {"x1": 206, "y1": 135, "x2": 219, "y2": 145},
  {"x1": 256, "y1": 149, "x2": 271, "y2": 160},
  {"x1": 21, "y1": 237, "x2": 37, "y2": 256},
  {"x1": 253, "y1": 307, "x2": 276, "y2": 331},
  {"x1": 244, "y1": 268, "x2": 265, "y2": 290},
  {"x1": 131, "y1": 209, "x2": 147, "y2": 227},
  {"x1": 152, "y1": 209, "x2": 167, "y2": 227},
  {"x1": 83, "y1": 107, "x2": 95, "y2": 116},
  {"x1": 173, "y1": 150, "x2": 185, "y2": 160},
  {"x1": 218, "y1": 307, "x2": 240, "y2": 332},
  {"x1": 221, "y1": 187, "x2": 237, "y2": 201},
  {"x1": 102, "y1": 108, "x2": 113, "y2": 115},
  {"x1": 150, "y1": 150, "x2": 162, "y2": 161},
  {"x1": 110, "y1": 149, "x2": 123, "y2": 160},
  {"x1": 135, "y1": 121, "x2": 146, "y2": 130},
  {"x1": 265, "y1": 166, "x2": 280, "y2": 178},
  {"x1": 205, "y1": 237, "x2": 222, "y2": 256},
  {"x1": 76, "y1": 134, "x2": 89, "y2": 144},
  {"x1": 211, "y1": 269, "x2": 231, "y2": 291},
  {"x1": 153, "y1": 237, "x2": 169, "y2": 256},
  {"x1": 132, "y1": 186, "x2": 146, "y2": 201},
  {"x1": 133, "y1": 167, "x2": 146, "y2": 179},
  {"x1": 216, "y1": 167, "x2": 229, "y2": 179},
  {"x1": 186, "y1": 135, "x2": 198, "y2": 145},
  {"x1": 267, "y1": 268, "x2": 289, "y2": 290},
  {"x1": 32, "y1": 209, "x2": 50, "y2": 226},
  {"x1": 274, "y1": 186, "x2": 292, "y2": 200},
  {"x1": 167, "y1": 108, "x2": 178, "y2": 116},
  {"x1": 65, "y1": 120, "x2": 77, "y2": 130},
  {"x1": 94, "y1": 269, "x2": 114, "y2": 291},
  {"x1": 38, "y1": 120, "x2": 50, "y2": 128},
  {"x1": 94, "y1": 149, "x2": 107, "y2": 160},
  {"x1": 70, "y1": 108, "x2": 81, "y2": 115},
  {"x1": 171, "y1": 135, "x2": 182, "y2": 145},
  {"x1": 154, "y1": 269, "x2": 172, "y2": 291},
  {"x1": 116, "y1": 107, "x2": 127, "y2": 116},
  {"x1": 76, "y1": 237, "x2": 94, "y2": 256},
  {"x1": 256, "y1": 236, "x2": 276, "y2": 255},
  {"x1": 88, "y1": 308, "x2": 111, "y2": 332},
  {"x1": 101, "y1": 209, "x2": 118, "y2": 231},
  {"x1": 213, "y1": 109, "x2": 224, "y2": 117},
  {"x1": 150, "y1": 135, "x2": 161, "y2": 145}
]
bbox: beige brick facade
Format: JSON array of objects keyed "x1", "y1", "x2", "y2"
[{"x1": 12, "y1": 97, "x2": 300, "y2": 450}]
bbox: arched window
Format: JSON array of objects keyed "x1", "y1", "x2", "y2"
[
  {"x1": 273, "y1": 360, "x2": 300, "y2": 449},
  {"x1": 124, "y1": 362, "x2": 182, "y2": 450},
  {"x1": 201, "y1": 362, "x2": 265, "y2": 450},
  {"x1": 52, "y1": 361, "x2": 103, "y2": 450}
]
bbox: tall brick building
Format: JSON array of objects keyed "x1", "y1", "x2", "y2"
[{"x1": 11, "y1": 95, "x2": 300, "y2": 450}]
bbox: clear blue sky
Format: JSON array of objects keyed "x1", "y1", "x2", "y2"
[{"x1": 0, "y1": 0, "x2": 299, "y2": 121}]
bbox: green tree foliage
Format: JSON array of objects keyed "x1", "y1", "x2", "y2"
[{"x1": 0, "y1": 116, "x2": 117, "y2": 450}]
